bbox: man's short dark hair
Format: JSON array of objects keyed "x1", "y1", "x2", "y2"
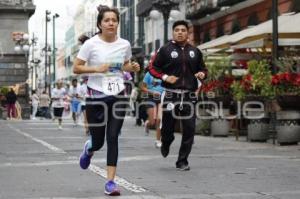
[{"x1": 172, "y1": 20, "x2": 189, "y2": 30}]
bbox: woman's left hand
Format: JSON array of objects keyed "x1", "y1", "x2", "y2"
[{"x1": 131, "y1": 61, "x2": 140, "y2": 72}]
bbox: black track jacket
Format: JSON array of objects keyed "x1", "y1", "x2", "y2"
[{"x1": 149, "y1": 40, "x2": 207, "y2": 92}]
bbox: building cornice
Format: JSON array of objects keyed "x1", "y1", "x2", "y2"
[
  {"x1": 191, "y1": 0, "x2": 265, "y2": 26},
  {"x1": 0, "y1": 5, "x2": 36, "y2": 17}
]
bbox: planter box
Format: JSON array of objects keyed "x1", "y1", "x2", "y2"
[
  {"x1": 276, "y1": 124, "x2": 300, "y2": 145},
  {"x1": 276, "y1": 111, "x2": 300, "y2": 120},
  {"x1": 277, "y1": 95, "x2": 300, "y2": 110},
  {"x1": 195, "y1": 118, "x2": 211, "y2": 136},
  {"x1": 248, "y1": 121, "x2": 269, "y2": 142},
  {"x1": 211, "y1": 119, "x2": 229, "y2": 137}
]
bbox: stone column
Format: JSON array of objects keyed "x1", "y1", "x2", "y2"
[{"x1": 0, "y1": 0, "x2": 35, "y2": 119}]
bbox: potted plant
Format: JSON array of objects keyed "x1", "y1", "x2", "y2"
[
  {"x1": 199, "y1": 58, "x2": 234, "y2": 137},
  {"x1": 271, "y1": 72, "x2": 300, "y2": 145},
  {"x1": 231, "y1": 60, "x2": 275, "y2": 142}
]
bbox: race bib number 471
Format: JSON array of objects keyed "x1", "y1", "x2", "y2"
[{"x1": 102, "y1": 76, "x2": 124, "y2": 95}]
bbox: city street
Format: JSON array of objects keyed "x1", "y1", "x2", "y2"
[{"x1": 0, "y1": 117, "x2": 300, "y2": 199}]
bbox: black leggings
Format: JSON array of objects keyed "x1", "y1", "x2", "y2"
[{"x1": 86, "y1": 96, "x2": 128, "y2": 166}]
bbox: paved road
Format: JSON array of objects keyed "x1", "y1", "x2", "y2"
[{"x1": 0, "y1": 118, "x2": 300, "y2": 199}]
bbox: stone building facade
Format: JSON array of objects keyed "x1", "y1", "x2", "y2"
[{"x1": 0, "y1": 0, "x2": 35, "y2": 119}]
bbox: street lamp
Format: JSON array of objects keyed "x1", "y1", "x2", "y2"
[
  {"x1": 45, "y1": 10, "x2": 51, "y2": 92},
  {"x1": 52, "y1": 13, "x2": 59, "y2": 84},
  {"x1": 12, "y1": 32, "x2": 30, "y2": 82},
  {"x1": 29, "y1": 33, "x2": 39, "y2": 90},
  {"x1": 41, "y1": 45, "x2": 52, "y2": 96},
  {"x1": 31, "y1": 58, "x2": 41, "y2": 90},
  {"x1": 149, "y1": 0, "x2": 181, "y2": 44}
]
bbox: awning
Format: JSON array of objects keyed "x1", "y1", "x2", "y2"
[
  {"x1": 231, "y1": 38, "x2": 300, "y2": 49},
  {"x1": 198, "y1": 13, "x2": 300, "y2": 50},
  {"x1": 198, "y1": 35, "x2": 230, "y2": 50}
]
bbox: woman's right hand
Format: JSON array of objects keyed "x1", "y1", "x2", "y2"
[{"x1": 95, "y1": 63, "x2": 110, "y2": 73}]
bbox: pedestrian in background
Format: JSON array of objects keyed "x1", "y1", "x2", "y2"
[
  {"x1": 68, "y1": 79, "x2": 81, "y2": 126},
  {"x1": 39, "y1": 90, "x2": 51, "y2": 119},
  {"x1": 51, "y1": 80, "x2": 67, "y2": 130},
  {"x1": 140, "y1": 69, "x2": 163, "y2": 148},
  {"x1": 5, "y1": 88, "x2": 17, "y2": 120},
  {"x1": 31, "y1": 90, "x2": 39, "y2": 120},
  {"x1": 73, "y1": 5, "x2": 140, "y2": 196},
  {"x1": 149, "y1": 20, "x2": 207, "y2": 171},
  {"x1": 78, "y1": 76, "x2": 89, "y2": 135}
]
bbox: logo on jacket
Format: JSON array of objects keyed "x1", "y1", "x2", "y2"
[
  {"x1": 171, "y1": 51, "x2": 178, "y2": 58},
  {"x1": 189, "y1": 50, "x2": 195, "y2": 58}
]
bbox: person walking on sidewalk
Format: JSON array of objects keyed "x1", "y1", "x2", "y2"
[
  {"x1": 73, "y1": 5, "x2": 140, "y2": 196},
  {"x1": 149, "y1": 20, "x2": 207, "y2": 171},
  {"x1": 39, "y1": 91, "x2": 51, "y2": 119},
  {"x1": 5, "y1": 88, "x2": 17, "y2": 120},
  {"x1": 31, "y1": 90, "x2": 39, "y2": 120}
]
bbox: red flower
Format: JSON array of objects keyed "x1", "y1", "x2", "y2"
[
  {"x1": 201, "y1": 76, "x2": 234, "y2": 94},
  {"x1": 272, "y1": 75, "x2": 280, "y2": 85},
  {"x1": 272, "y1": 72, "x2": 300, "y2": 94}
]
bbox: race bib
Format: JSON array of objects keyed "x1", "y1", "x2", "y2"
[{"x1": 102, "y1": 76, "x2": 124, "y2": 95}]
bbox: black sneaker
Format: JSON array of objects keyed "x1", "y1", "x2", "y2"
[
  {"x1": 160, "y1": 144, "x2": 170, "y2": 158},
  {"x1": 176, "y1": 164, "x2": 190, "y2": 171}
]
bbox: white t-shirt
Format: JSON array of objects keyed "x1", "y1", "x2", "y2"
[
  {"x1": 31, "y1": 94, "x2": 39, "y2": 105},
  {"x1": 51, "y1": 88, "x2": 66, "y2": 108},
  {"x1": 79, "y1": 83, "x2": 88, "y2": 105},
  {"x1": 77, "y1": 35, "x2": 132, "y2": 96},
  {"x1": 68, "y1": 85, "x2": 80, "y2": 102}
]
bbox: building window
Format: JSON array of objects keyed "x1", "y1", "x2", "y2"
[
  {"x1": 216, "y1": 24, "x2": 224, "y2": 37},
  {"x1": 248, "y1": 13, "x2": 259, "y2": 26},
  {"x1": 148, "y1": 42, "x2": 153, "y2": 54},
  {"x1": 290, "y1": 0, "x2": 300, "y2": 13},
  {"x1": 267, "y1": 8, "x2": 272, "y2": 20},
  {"x1": 155, "y1": 39, "x2": 160, "y2": 51},
  {"x1": 203, "y1": 31, "x2": 211, "y2": 43},
  {"x1": 231, "y1": 19, "x2": 241, "y2": 34}
]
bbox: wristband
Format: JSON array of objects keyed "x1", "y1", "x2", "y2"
[{"x1": 162, "y1": 74, "x2": 169, "y2": 81}]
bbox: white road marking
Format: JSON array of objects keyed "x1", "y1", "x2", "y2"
[
  {"x1": 8, "y1": 124, "x2": 66, "y2": 154},
  {"x1": 5, "y1": 124, "x2": 147, "y2": 194},
  {"x1": 0, "y1": 155, "x2": 173, "y2": 168},
  {"x1": 89, "y1": 164, "x2": 147, "y2": 193},
  {"x1": 27, "y1": 127, "x2": 67, "y2": 130},
  {"x1": 40, "y1": 136, "x2": 83, "y2": 139},
  {"x1": 1, "y1": 151, "x2": 299, "y2": 168}
]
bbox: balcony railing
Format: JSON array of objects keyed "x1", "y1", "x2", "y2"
[
  {"x1": 186, "y1": 0, "x2": 220, "y2": 20},
  {"x1": 217, "y1": 0, "x2": 247, "y2": 7}
]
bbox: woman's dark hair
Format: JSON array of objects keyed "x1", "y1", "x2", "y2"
[
  {"x1": 172, "y1": 20, "x2": 189, "y2": 30},
  {"x1": 78, "y1": 34, "x2": 90, "y2": 44},
  {"x1": 96, "y1": 5, "x2": 120, "y2": 33}
]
